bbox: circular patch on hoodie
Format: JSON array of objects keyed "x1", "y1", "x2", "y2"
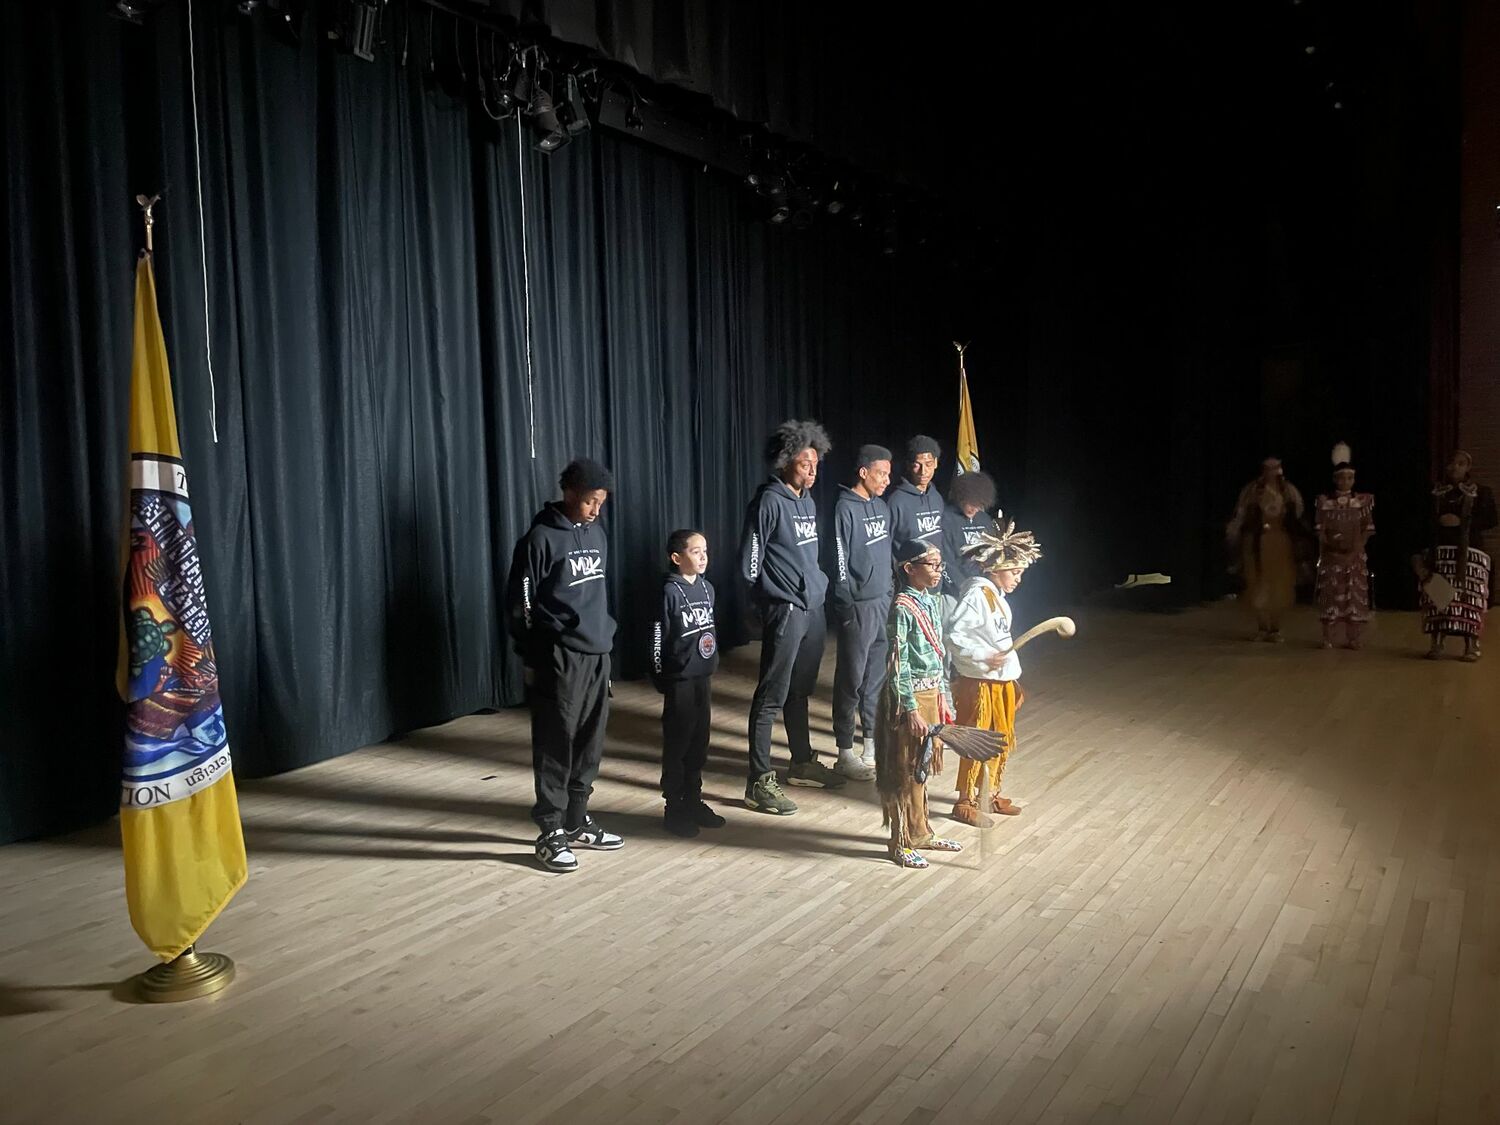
[{"x1": 698, "y1": 632, "x2": 717, "y2": 659}]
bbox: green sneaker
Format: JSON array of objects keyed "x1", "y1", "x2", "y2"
[
  {"x1": 787, "y1": 760, "x2": 848, "y2": 789},
  {"x1": 745, "y1": 771, "x2": 798, "y2": 815}
]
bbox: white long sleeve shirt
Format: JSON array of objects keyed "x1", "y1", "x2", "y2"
[{"x1": 948, "y1": 576, "x2": 1021, "y2": 682}]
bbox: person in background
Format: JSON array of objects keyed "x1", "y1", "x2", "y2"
[
  {"x1": 831, "y1": 444, "x2": 894, "y2": 781},
  {"x1": 1314, "y1": 443, "x2": 1375, "y2": 650},
  {"x1": 940, "y1": 469, "x2": 999, "y2": 599},
  {"x1": 886, "y1": 435, "x2": 944, "y2": 563},
  {"x1": 1226, "y1": 457, "x2": 1305, "y2": 643},
  {"x1": 507, "y1": 458, "x2": 625, "y2": 873},
  {"x1": 652, "y1": 529, "x2": 727, "y2": 838},
  {"x1": 1418, "y1": 449, "x2": 1498, "y2": 661},
  {"x1": 740, "y1": 419, "x2": 845, "y2": 817}
]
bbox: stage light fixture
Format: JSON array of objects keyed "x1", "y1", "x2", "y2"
[
  {"x1": 558, "y1": 74, "x2": 591, "y2": 137},
  {"x1": 349, "y1": 2, "x2": 380, "y2": 61},
  {"x1": 522, "y1": 58, "x2": 570, "y2": 152}
]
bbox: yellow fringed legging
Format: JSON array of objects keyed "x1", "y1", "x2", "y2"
[{"x1": 954, "y1": 677, "x2": 1018, "y2": 803}]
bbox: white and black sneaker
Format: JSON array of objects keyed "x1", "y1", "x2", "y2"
[
  {"x1": 535, "y1": 828, "x2": 579, "y2": 872},
  {"x1": 567, "y1": 816, "x2": 624, "y2": 850}
]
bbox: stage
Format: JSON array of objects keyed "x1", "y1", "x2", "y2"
[{"x1": 3, "y1": 603, "x2": 1498, "y2": 1123}]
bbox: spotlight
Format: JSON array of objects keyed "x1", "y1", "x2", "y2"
[
  {"x1": 529, "y1": 89, "x2": 569, "y2": 151},
  {"x1": 484, "y1": 46, "x2": 520, "y2": 119},
  {"x1": 523, "y1": 61, "x2": 570, "y2": 152},
  {"x1": 108, "y1": 0, "x2": 148, "y2": 22},
  {"x1": 346, "y1": 0, "x2": 381, "y2": 63},
  {"x1": 624, "y1": 90, "x2": 645, "y2": 130},
  {"x1": 558, "y1": 74, "x2": 590, "y2": 137}
]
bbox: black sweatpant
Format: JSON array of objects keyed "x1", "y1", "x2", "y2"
[
  {"x1": 529, "y1": 647, "x2": 611, "y2": 833},
  {"x1": 747, "y1": 601, "x2": 826, "y2": 781},
  {"x1": 661, "y1": 676, "x2": 712, "y2": 802},
  {"x1": 832, "y1": 596, "x2": 890, "y2": 748}
]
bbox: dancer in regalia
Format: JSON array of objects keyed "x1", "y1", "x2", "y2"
[
  {"x1": 875, "y1": 541, "x2": 964, "y2": 868},
  {"x1": 947, "y1": 518, "x2": 1043, "y2": 824},
  {"x1": 1419, "y1": 449, "x2": 1498, "y2": 662},
  {"x1": 1227, "y1": 457, "x2": 1305, "y2": 643},
  {"x1": 1314, "y1": 443, "x2": 1375, "y2": 650}
]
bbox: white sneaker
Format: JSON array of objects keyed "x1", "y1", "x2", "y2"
[
  {"x1": 861, "y1": 737, "x2": 877, "y2": 771},
  {"x1": 836, "y1": 745, "x2": 875, "y2": 781}
]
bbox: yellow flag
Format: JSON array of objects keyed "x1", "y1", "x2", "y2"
[
  {"x1": 956, "y1": 358, "x2": 980, "y2": 474},
  {"x1": 119, "y1": 256, "x2": 246, "y2": 962}
]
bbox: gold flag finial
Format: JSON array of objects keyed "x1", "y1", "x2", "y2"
[{"x1": 135, "y1": 193, "x2": 161, "y2": 254}]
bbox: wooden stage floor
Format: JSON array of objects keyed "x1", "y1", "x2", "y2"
[{"x1": 3, "y1": 603, "x2": 1499, "y2": 1124}]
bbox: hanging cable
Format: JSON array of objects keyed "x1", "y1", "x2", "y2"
[
  {"x1": 515, "y1": 113, "x2": 537, "y2": 459},
  {"x1": 186, "y1": 0, "x2": 220, "y2": 443}
]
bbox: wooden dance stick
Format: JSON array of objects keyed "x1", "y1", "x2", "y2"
[{"x1": 991, "y1": 615, "x2": 1078, "y2": 660}]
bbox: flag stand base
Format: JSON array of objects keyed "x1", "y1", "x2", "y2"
[{"x1": 137, "y1": 946, "x2": 235, "y2": 1003}]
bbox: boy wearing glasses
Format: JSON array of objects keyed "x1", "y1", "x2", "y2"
[{"x1": 875, "y1": 540, "x2": 963, "y2": 868}]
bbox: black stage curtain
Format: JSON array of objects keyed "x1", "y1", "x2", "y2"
[
  {"x1": 1, "y1": 3, "x2": 1445, "y2": 844},
  {"x1": 0, "y1": 4, "x2": 965, "y2": 843}
]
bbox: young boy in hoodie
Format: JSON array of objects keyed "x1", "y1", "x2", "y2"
[
  {"x1": 886, "y1": 435, "x2": 945, "y2": 563},
  {"x1": 507, "y1": 458, "x2": 625, "y2": 873},
  {"x1": 830, "y1": 444, "x2": 894, "y2": 780},
  {"x1": 739, "y1": 418, "x2": 845, "y2": 817},
  {"x1": 652, "y1": 529, "x2": 727, "y2": 838}
]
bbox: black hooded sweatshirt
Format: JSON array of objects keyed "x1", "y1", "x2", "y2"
[
  {"x1": 886, "y1": 478, "x2": 944, "y2": 560},
  {"x1": 507, "y1": 503, "x2": 616, "y2": 661},
  {"x1": 739, "y1": 476, "x2": 828, "y2": 610},
  {"x1": 940, "y1": 503, "x2": 992, "y2": 594},
  {"x1": 831, "y1": 486, "x2": 893, "y2": 609},
  {"x1": 651, "y1": 573, "x2": 719, "y2": 687}
]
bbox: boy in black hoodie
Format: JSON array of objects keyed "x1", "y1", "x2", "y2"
[
  {"x1": 831, "y1": 444, "x2": 894, "y2": 781},
  {"x1": 740, "y1": 419, "x2": 845, "y2": 816},
  {"x1": 507, "y1": 458, "x2": 624, "y2": 873},
  {"x1": 652, "y1": 529, "x2": 727, "y2": 838},
  {"x1": 940, "y1": 469, "x2": 999, "y2": 598},
  {"x1": 886, "y1": 435, "x2": 945, "y2": 562}
]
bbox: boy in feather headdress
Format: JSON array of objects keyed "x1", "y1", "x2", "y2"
[
  {"x1": 947, "y1": 518, "x2": 1044, "y2": 826},
  {"x1": 875, "y1": 540, "x2": 966, "y2": 869}
]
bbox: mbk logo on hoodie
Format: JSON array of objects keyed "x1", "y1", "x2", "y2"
[
  {"x1": 916, "y1": 512, "x2": 942, "y2": 537},
  {"x1": 568, "y1": 550, "x2": 605, "y2": 586},
  {"x1": 793, "y1": 518, "x2": 818, "y2": 545},
  {"x1": 863, "y1": 517, "x2": 888, "y2": 544},
  {"x1": 963, "y1": 527, "x2": 985, "y2": 547},
  {"x1": 679, "y1": 604, "x2": 715, "y2": 633}
]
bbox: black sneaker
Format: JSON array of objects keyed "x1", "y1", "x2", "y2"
[
  {"x1": 535, "y1": 829, "x2": 578, "y2": 872},
  {"x1": 663, "y1": 802, "x2": 701, "y2": 838},
  {"x1": 689, "y1": 799, "x2": 726, "y2": 828},
  {"x1": 567, "y1": 816, "x2": 624, "y2": 850}
]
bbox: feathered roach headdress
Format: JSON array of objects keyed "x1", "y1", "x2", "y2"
[
  {"x1": 1331, "y1": 442, "x2": 1353, "y2": 473},
  {"x1": 961, "y1": 515, "x2": 1044, "y2": 571}
]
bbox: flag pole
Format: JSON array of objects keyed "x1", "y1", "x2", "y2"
[
  {"x1": 136, "y1": 193, "x2": 160, "y2": 255},
  {"x1": 127, "y1": 192, "x2": 238, "y2": 1004}
]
